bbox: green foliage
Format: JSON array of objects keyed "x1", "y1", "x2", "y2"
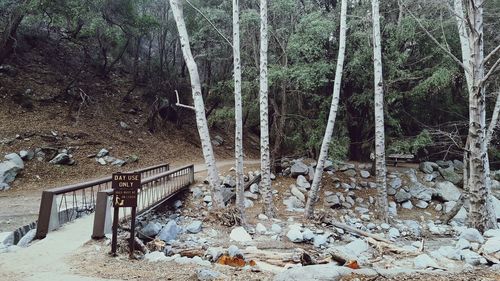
[
  {"x1": 329, "y1": 136, "x2": 350, "y2": 161},
  {"x1": 387, "y1": 130, "x2": 433, "y2": 155}
]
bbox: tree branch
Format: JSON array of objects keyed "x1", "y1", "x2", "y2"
[
  {"x1": 481, "y1": 57, "x2": 500, "y2": 87},
  {"x1": 175, "y1": 90, "x2": 195, "y2": 110},
  {"x1": 184, "y1": 0, "x2": 233, "y2": 48},
  {"x1": 484, "y1": 45, "x2": 500, "y2": 65},
  {"x1": 401, "y1": 0, "x2": 470, "y2": 74}
]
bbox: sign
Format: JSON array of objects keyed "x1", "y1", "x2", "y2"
[
  {"x1": 111, "y1": 172, "x2": 141, "y2": 258},
  {"x1": 112, "y1": 173, "x2": 140, "y2": 208}
]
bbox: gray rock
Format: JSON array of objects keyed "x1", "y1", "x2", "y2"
[
  {"x1": 436, "y1": 246, "x2": 462, "y2": 260},
  {"x1": 244, "y1": 191, "x2": 258, "y2": 200},
  {"x1": 484, "y1": 229, "x2": 500, "y2": 238},
  {"x1": 223, "y1": 176, "x2": 236, "y2": 188},
  {"x1": 395, "y1": 190, "x2": 411, "y2": 203},
  {"x1": 343, "y1": 169, "x2": 357, "y2": 177},
  {"x1": 314, "y1": 234, "x2": 328, "y2": 247},
  {"x1": 97, "y1": 158, "x2": 107, "y2": 165},
  {"x1": 203, "y1": 195, "x2": 212, "y2": 203},
  {"x1": 387, "y1": 187, "x2": 397, "y2": 196},
  {"x1": 481, "y1": 237, "x2": 500, "y2": 254},
  {"x1": 0, "y1": 183, "x2": 10, "y2": 191},
  {"x1": 435, "y1": 181, "x2": 461, "y2": 202},
  {"x1": 196, "y1": 268, "x2": 222, "y2": 281},
  {"x1": 325, "y1": 194, "x2": 341, "y2": 208},
  {"x1": 415, "y1": 200, "x2": 428, "y2": 209},
  {"x1": 111, "y1": 159, "x2": 125, "y2": 167},
  {"x1": 424, "y1": 173, "x2": 438, "y2": 182},
  {"x1": 256, "y1": 223, "x2": 267, "y2": 234},
  {"x1": 459, "y1": 228, "x2": 484, "y2": 244},
  {"x1": 144, "y1": 251, "x2": 168, "y2": 262},
  {"x1": 291, "y1": 186, "x2": 305, "y2": 202},
  {"x1": 381, "y1": 223, "x2": 391, "y2": 230},
  {"x1": 4, "y1": 153, "x2": 23, "y2": 169},
  {"x1": 250, "y1": 183, "x2": 259, "y2": 193},
  {"x1": 258, "y1": 213, "x2": 268, "y2": 220},
  {"x1": 227, "y1": 245, "x2": 242, "y2": 258},
  {"x1": 271, "y1": 224, "x2": 282, "y2": 234},
  {"x1": 302, "y1": 228, "x2": 314, "y2": 241},
  {"x1": 212, "y1": 135, "x2": 224, "y2": 146},
  {"x1": 139, "y1": 222, "x2": 162, "y2": 239},
  {"x1": 388, "y1": 228, "x2": 400, "y2": 239},
  {"x1": 461, "y1": 249, "x2": 484, "y2": 265},
  {"x1": 287, "y1": 228, "x2": 304, "y2": 243},
  {"x1": 191, "y1": 187, "x2": 203, "y2": 199},
  {"x1": 186, "y1": 221, "x2": 203, "y2": 234},
  {"x1": 206, "y1": 247, "x2": 223, "y2": 262},
  {"x1": 283, "y1": 196, "x2": 304, "y2": 211},
  {"x1": 291, "y1": 161, "x2": 309, "y2": 177},
  {"x1": 339, "y1": 239, "x2": 369, "y2": 260},
  {"x1": 17, "y1": 229, "x2": 36, "y2": 247},
  {"x1": 402, "y1": 201, "x2": 413, "y2": 209},
  {"x1": 414, "y1": 254, "x2": 439, "y2": 269},
  {"x1": 455, "y1": 238, "x2": 471, "y2": 250},
  {"x1": 408, "y1": 184, "x2": 433, "y2": 202},
  {"x1": 360, "y1": 170, "x2": 370, "y2": 178},
  {"x1": 19, "y1": 150, "x2": 34, "y2": 161},
  {"x1": 96, "y1": 148, "x2": 109, "y2": 158},
  {"x1": 0, "y1": 160, "x2": 22, "y2": 184},
  {"x1": 388, "y1": 201, "x2": 398, "y2": 216},
  {"x1": 120, "y1": 121, "x2": 130, "y2": 130},
  {"x1": 389, "y1": 177, "x2": 402, "y2": 189},
  {"x1": 404, "y1": 220, "x2": 422, "y2": 237},
  {"x1": 438, "y1": 166, "x2": 462, "y2": 185},
  {"x1": 244, "y1": 198, "x2": 254, "y2": 208},
  {"x1": 453, "y1": 160, "x2": 464, "y2": 171},
  {"x1": 435, "y1": 204, "x2": 443, "y2": 212},
  {"x1": 296, "y1": 175, "x2": 311, "y2": 189},
  {"x1": 323, "y1": 160, "x2": 334, "y2": 171},
  {"x1": 49, "y1": 153, "x2": 73, "y2": 165},
  {"x1": 158, "y1": 220, "x2": 180, "y2": 243},
  {"x1": 230, "y1": 226, "x2": 252, "y2": 242},
  {"x1": 419, "y1": 162, "x2": 438, "y2": 174}
]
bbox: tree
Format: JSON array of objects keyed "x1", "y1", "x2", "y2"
[
  {"x1": 259, "y1": 0, "x2": 275, "y2": 218},
  {"x1": 371, "y1": 0, "x2": 389, "y2": 222},
  {"x1": 169, "y1": 0, "x2": 224, "y2": 209},
  {"x1": 233, "y1": 0, "x2": 246, "y2": 223},
  {"x1": 0, "y1": 0, "x2": 31, "y2": 64},
  {"x1": 304, "y1": 0, "x2": 348, "y2": 219}
]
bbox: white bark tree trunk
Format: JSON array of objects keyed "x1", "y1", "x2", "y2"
[
  {"x1": 259, "y1": 0, "x2": 275, "y2": 218},
  {"x1": 453, "y1": 0, "x2": 472, "y2": 93},
  {"x1": 464, "y1": 0, "x2": 497, "y2": 232},
  {"x1": 233, "y1": 0, "x2": 246, "y2": 223},
  {"x1": 371, "y1": 0, "x2": 389, "y2": 222},
  {"x1": 304, "y1": 0, "x2": 348, "y2": 219},
  {"x1": 486, "y1": 92, "x2": 500, "y2": 146},
  {"x1": 169, "y1": 0, "x2": 224, "y2": 209}
]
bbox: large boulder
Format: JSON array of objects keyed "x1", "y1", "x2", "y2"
[
  {"x1": 408, "y1": 183, "x2": 433, "y2": 202},
  {"x1": 291, "y1": 186, "x2": 305, "y2": 202},
  {"x1": 459, "y1": 228, "x2": 484, "y2": 244},
  {"x1": 394, "y1": 190, "x2": 411, "y2": 203},
  {"x1": 286, "y1": 228, "x2": 303, "y2": 243},
  {"x1": 413, "y1": 254, "x2": 439, "y2": 269},
  {"x1": 139, "y1": 222, "x2": 162, "y2": 239},
  {"x1": 49, "y1": 153, "x2": 74, "y2": 165},
  {"x1": 435, "y1": 181, "x2": 461, "y2": 202},
  {"x1": 438, "y1": 166, "x2": 462, "y2": 185},
  {"x1": 186, "y1": 221, "x2": 203, "y2": 234},
  {"x1": 0, "y1": 160, "x2": 23, "y2": 184},
  {"x1": 419, "y1": 162, "x2": 438, "y2": 174},
  {"x1": 4, "y1": 153, "x2": 24, "y2": 169},
  {"x1": 229, "y1": 226, "x2": 252, "y2": 242},
  {"x1": 157, "y1": 220, "x2": 180, "y2": 243},
  {"x1": 290, "y1": 161, "x2": 308, "y2": 177},
  {"x1": 296, "y1": 175, "x2": 310, "y2": 189}
]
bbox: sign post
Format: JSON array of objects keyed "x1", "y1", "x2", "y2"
[{"x1": 110, "y1": 172, "x2": 140, "y2": 258}]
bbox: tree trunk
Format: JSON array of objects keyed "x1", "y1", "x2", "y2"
[
  {"x1": 304, "y1": 0, "x2": 348, "y2": 219},
  {"x1": 169, "y1": 0, "x2": 224, "y2": 209},
  {"x1": 0, "y1": 1, "x2": 28, "y2": 64},
  {"x1": 259, "y1": 0, "x2": 275, "y2": 218},
  {"x1": 372, "y1": 0, "x2": 389, "y2": 222},
  {"x1": 465, "y1": 0, "x2": 497, "y2": 232},
  {"x1": 486, "y1": 92, "x2": 500, "y2": 146},
  {"x1": 453, "y1": 0, "x2": 472, "y2": 93},
  {"x1": 233, "y1": 0, "x2": 246, "y2": 224}
]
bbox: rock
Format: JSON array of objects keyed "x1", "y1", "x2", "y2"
[
  {"x1": 97, "y1": 158, "x2": 107, "y2": 165},
  {"x1": 435, "y1": 181, "x2": 461, "y2": 202},
  {"x1": 414, "y1": 254, "x2": 439, "y2": 269},
  {"x1": 212, "y1": 135, "x2": 224, "y2": 146},
  {"x1": 415, "y1": 200, "x2": 428, "y2": 209},
  {"x1": 404, "y1": 220, "x2": 422, "y2": 237},
  {"x1": 250, "y1": 183, "x2": 259, "y2": 193},
  {"x1": 273, "y1": 264, "x2": 378, "y2": 281},
  {"x1": 419, "y1": 162, "x2": 438, "y2": 174},
  {"x1": 343, "y1": 169, "x2": 357, "y2": 177},
  {"x1": 402, "y1": 201, "x2": 413, "y2": 209},
  {"x1": 158, "y1": 220, "x2": 180, "y2": 243},
  {"x1": 360, "y1": 170, "x2": 370, "y2": 178},
  {"x1": 394, "y1": 190, "x2": 411, "y2": 203},
  {"x1": 144, "y1": 251, "x2": 168, "y2": 262},
  {"x1": 244, "y1": 198, "x2": 254, "y2": 208},
  {"x1": 191, "y1": 187, "x2": 203, "y2": 199},
  {"x1": 455, "y1": 238, "x2": 471, "y2": 250},
  {"x1": 459, "y1": 228, "x2": 484, "y2": 244},
  {"x1": 230, "y1": 227, "x2": 252, "y2": 242},
  {"x1": 453, "y1": 160, "x2": 464, "y2": 171},
  {"x1": 324, "y1": 160, "x2": 334, "y2": 171},
  {"x1": 424, "y1": 173, "x2": 438, "y2": 182},
  {"x1": 388, "y1": 228, "x2": 400, "y2": 240},
  {"x1": 481, "y1": 237, "x2": 500, "y2": 254},
  {"x1": 313, "y1": 234, "x2": 328, "y2": 247},
  {"x1": 381, "y1": 223, "x2": 391, "y2": 230},
  {"x1": 187, "y1": 221, "x2": 203, "y2": 234},
  {"x1": 435, "y1": 204, "x2": 443, "y2": 212},
  {"x1": 17, "y1": 229, "x2": 36, "y2": 247},
  {"x1": 227, "y1": 245, "x2": 242, "y2": 258},
  {"x1": 244, "y1": 191, "x2": 258, "y2": 200},
  {"x1": 291, "y1": 186, "x2": 305, "y2": 202},
  {"x1": 287, "y1": 228, "x2": 303, "y2": 243},
  {"x1": 484, "y1": 229, "x2": 500, "y2": 238},
  {"x1": 283, "y1": 196, "x2": 304, "y2": 211},
  {"x1": 435, "y1": 246, "x2": 462, "y2": 260},
  {"x1": 203, "y1": 195, "x2": 212, "y2": 203},
  {"x1": 296, "y1": 175, "x2": 311, "y2": 189},
  {"x1": 223, "y1": 176, "x2": 236, "y2": 188},
  {"x1": 0, "y1": 183, "x2": 9, "y2": 191},
  {"x1": 256, "y1": 223, "x2": 267, "y2": 234},
  {"x1": 258, "y1": 214, "x2": 268, "y2": 220},
  {"x1": 139, "y1": 222, "x2": 162, "y2": 239},
  {"x1": 461, "y1": 249, "x2": 484, "y2": 266},
  {"x1": 438, "y1": 167, "x2": 462, "y2": 185},
  {"x1": 340, "y1": 239, "x2": 369, "y2": 260},
  {"x1": 19, "y1": 150, "x2": 33, "y2": 161},
  {"x1": 491, "y1": 196, "x2": 500, "y2": 220},
  {"x1": 206, "y1": 247, "x2": 223, "y2": 262},
  {"x1": 388, "y1": 201, "x2": 398, "y2": 216},
  {"x1": 0, "y1": 161, "x2": 22, "y2": 184},
  {"x1": 291, "y1": 161, "x2": 309, "y2": 177},
  {"x1": 111, "y1": 159, "x2": 125, "y2": 166},
  {"x1": 389, "y1": 177, "x2": 402, "y2": 189},
  {"x1": 387, "y1": 187, "x2": 397, "y2": 196},
  {"x1": 4, "y1": 153, "x2": 23, "y2": 169},
  {"x1": 96, "y1": 148, "x2": 109, "y2": 158},
  {"x1": 196, "y1": 268, "x2": 222, "y2": 281},
  {"x1": 302, "y1": 228, "x2": 314, "y2": 241},
  {"x1": 120, "y1": 121, "x2": 130, "y2": 130},
  {"x1": 271, "y1": 224, "x2": 282, "y2": 234}
]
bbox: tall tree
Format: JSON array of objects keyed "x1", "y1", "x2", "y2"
[
  {"x1": 169, "y1": 0, "x2": 224, "y2": 209},
  {"x1": 0, "y1": 0, "x2": 30, "y2": 64},
  {"x1": 259, "y1": 0, "x2": 275, "y2": 217},
  {"x1": 371, "y1": 0, "x2": 389, "y2": 222},
  {"x1": 463, "y1": 0, "x2": 497, "y2": 231},
  {"x1": 304, "y1": 0, "x2": 348, "y2": 219},
  {"x1": 233, "y1": 0, "x2": 246, "y2": 223}
]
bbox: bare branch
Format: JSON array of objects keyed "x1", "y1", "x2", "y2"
[
  {"x1": 481, "y1": 57, "x2": 500, "y2": 86},
  {"x1": 400, "y1": 0, "x2": 470, "y2": 74},
  {"x1": 184, "y1": 0, "x2": 233, "y2": 48},
  {"x1": 175, "y1": 90, "x2": 195, "y2": 110},
  {"x1": 484, "y1": 45, "x2": 500, "y2": 65}
]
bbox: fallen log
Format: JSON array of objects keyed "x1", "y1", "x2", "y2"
[
  {"x1": 227, "y1": 174, "x2": 262, "y2": 202},
  {"x1": 440, "y1": 194, "x2": 465, "y2": 224},
  {"x1": 366, "y1": 237, "x2": 419, "y2": 255}
]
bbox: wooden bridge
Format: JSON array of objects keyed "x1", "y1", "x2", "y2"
[{"x1": 35, "y1": 163, "x2": 194, "y2": 240}]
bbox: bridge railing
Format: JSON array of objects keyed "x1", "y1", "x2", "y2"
[
  {"x1": 35, "y1": 163, "x2": 170, "y2": 239},
  {"x1": 92, "y1": 164, "x2": 194, "y2": 239}
]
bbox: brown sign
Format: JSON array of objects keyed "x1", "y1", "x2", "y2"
[{"x1": 112, "y1": 173, "x2": 141, "y2": 208}]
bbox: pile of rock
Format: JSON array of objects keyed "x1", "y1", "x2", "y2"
[
  {"x1": 31, "y1": 147, "x2": 76, "y2": 165},
  {"x1": 90, "y1": 148, "x2": 134, "y2": 167},
  {"x1": 0, "y1": 153, "x2": 24, "y2": 191}
]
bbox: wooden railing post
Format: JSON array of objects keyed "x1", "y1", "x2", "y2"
[
  {"x1": 92, "y1": 191, "x2": 112, "y2": 239},
  {"x1": 35, "y1": 191, "x2": 58, "y2": 239}
]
